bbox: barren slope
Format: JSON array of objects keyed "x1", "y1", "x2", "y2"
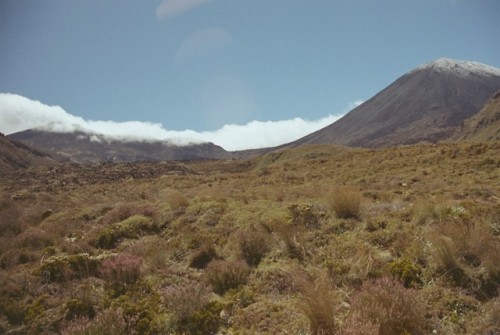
[
  {"x1": 290, "y1": 58, "x2": 500, "y2": 148},
  {"x1": 451, "y1": 91, "x2": 500, "y2": 142}
]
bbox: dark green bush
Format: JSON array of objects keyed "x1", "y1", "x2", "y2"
[
  {"x1": 189, "y1": 244, "x2": 219, "y2": 269},
  {"x1": 66, "y1": 297, "x2": 95, "y2": 320}
]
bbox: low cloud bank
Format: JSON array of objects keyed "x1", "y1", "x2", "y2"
[{"x1": 0, "y1": 93, "x2": 360, "y2": 151}]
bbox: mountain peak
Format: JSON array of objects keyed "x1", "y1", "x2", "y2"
[
  {"x1": 414, "y1": 58, "x2": 500, "y2": 78},
  {"x1": 287, "y1": 58, "x2": 500, "y2": 148}
]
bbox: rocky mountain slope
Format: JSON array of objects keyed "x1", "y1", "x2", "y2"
[
  {"x1": 451, "y1": 91, "x2": 500, "y2": 142},
  {"x1": 289, "y1": 58, "x2": 500, "y2": 148},
  {"x1": 8, "y1": 130, "x2": 234, "y2": 163},
  {"x1": 0, "y1": 132, "x2": 56, "y2": 173}
]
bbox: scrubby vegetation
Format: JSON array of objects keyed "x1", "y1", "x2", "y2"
[{"x1": 0, "y1": 142, "x2": 499, "y2": 334}]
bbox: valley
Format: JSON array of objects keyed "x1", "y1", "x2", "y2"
[{"x1": 1, "y1": 142, "x2": 499, "y2": 334}]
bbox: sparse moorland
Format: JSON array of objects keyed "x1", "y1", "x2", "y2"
[{"x1": 0, "y1": 142, "x2": 499, "y2": 334}]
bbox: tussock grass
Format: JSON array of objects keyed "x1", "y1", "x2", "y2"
[
  {"x1": 205, "y1": 259, "x2": 251, "y2": 295},
  {"x1": 298, "y1": 277, "x2": 339, "y2": 335},
  {"x1": 1, "y1": 142, "x2": 500, "y2": 334},
  {"x1": 329, "y1": 187, "x2": 361, "y2": 219},
  {"x1": 345, "y1": 277, "x2": 430, "y2": 335}
]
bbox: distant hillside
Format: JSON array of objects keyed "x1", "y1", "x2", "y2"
[
  {"x1": 0, "y1": 132, "x2": 56, "y2": 173},
  {"x1": 8, "y1": 130, "x2": 234, "y2": 163},
  {"x1": 450, "y1": 91, "x2": 500, "y2": 142},
  {"x1": 288, "y1": 58, "x2": 500, "y2": 148}
]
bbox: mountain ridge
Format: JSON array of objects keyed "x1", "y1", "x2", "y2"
[
  {"x1": 0, "y1": 132, "x2": 57, "y2": 173},
  {"x1": 285, "y1": 58, "x2": 500, "y2": 148},
  {"x1": 5, "y1": 58, "x2": 500, "y2": 163},
  {"x1": 8, "y1": 129, "x2": 235, "y2": 164}
]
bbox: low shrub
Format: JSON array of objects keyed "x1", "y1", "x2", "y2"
[
  {"x1": 189, "y1": 244, "x2": 219, "y2": 269},
  {"x1": 273, "y1": 223, "x2": 305, "y2": 260},
  {"x1": 329, "y1": 187, "x2": 361, "y2": 219},
  {"x1": 100, "y1": 204, "x2": 137, "y2": 225},
  {"x1": 414, "y1": 201, "x2": 442, "y2": 224},
  {"x1": 14, "y1": 227, "x2": 54, "y2": 249},
  {"x1": 344, "y1": 277, "x2": 430, "y2": 335},
  {"x1": 164, "y1": 283, "x2": 223, "y2": 335},
  {"x1": 38, "y1": 253, "x2": 102, "y2": 283},
  {"x1": 60, "y1": 308, "x2": 131, "y2": 335},
  {"x1": 288, "y1": 203, "x2": 323, "y2": 227},
  {"x1": 66, "y1": 297, "x2": 95, "y2": 320},
  {"x1": 99, "y1": 253, "x2": 142, "y2": 287},
  {"x1": 164, "y1": 189, "x2": 189, "y2": 212},
  {"x1": 236, "y1": 227, "x2": 271, "y2": 267},
  {"x1": 469, "y1": 298, "x2": 500, "y2": 335},
  {"x1": 0, "y1": 196, "x2": 25, "y2": 237},
  {"x1": 389, "y1": 257, "x2": 423, "y2": 288},
  {"x1": 92, "y1": 215, "x2": 159, "y2": 249},
  {"x1": 205, "y1": 259, "x2": 251, "y2": 295}
]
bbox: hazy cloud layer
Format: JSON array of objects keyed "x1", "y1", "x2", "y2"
[
  {"x1": 0, "y1": 93, "x2": 359, "y2": 151},
  {"x1": 156, "y1": 0, "x2": 210, "y2": 20}
]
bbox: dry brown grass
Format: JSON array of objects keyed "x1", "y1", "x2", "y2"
[
  {"x1": 164, "y1": 189, "x2": 189, "y2": 211},
  {"x1": 344, "y1": 277, "x2": 430, "y2": 335},
  {"x1": 329, "y1": 187, "x2": 361, "y2": 219},
  {"x1": 1, "y1": 142, "x2": 499, "y2": 334},
  {"x1": 205, "y1": 259, "x2": 251, "y2": 295},
  {"x1": 236, "y1": 226, "x2": 271, "y2": 267},
  {"x1": 298, "y1": 276, "x2": 340, "y2": 335}
]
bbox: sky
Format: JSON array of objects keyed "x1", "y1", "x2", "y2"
[{"x1": 1, "y1": 0, "x2": 499, "y2": 150}]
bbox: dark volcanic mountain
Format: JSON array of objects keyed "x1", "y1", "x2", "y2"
[
  {"x1": 0, "y1": 132, "x2": 56, "y2": 173},
  {"x1": 289, "y1": 58, "x2": 500, "y2": 148},
  {"x1": 8, "y1": 130, "x2": 233, "y2": 163}
]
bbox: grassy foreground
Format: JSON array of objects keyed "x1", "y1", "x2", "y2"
[{"x1": 0, "y1": 142, "x2": 499, "y2": 334}]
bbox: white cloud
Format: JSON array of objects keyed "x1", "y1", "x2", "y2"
[
  {"x1": 175, "y1": 28, "x2": 233, "y2": 64},
  {"x1": 0, "y1": 93, "x2": 361, "y2": 151},
  {"x1": 156, "y1": 0, "x2": 210, "y2": 20},
  {"x1": 194, "y1": 116, "x2": 345, "y2": 150}
]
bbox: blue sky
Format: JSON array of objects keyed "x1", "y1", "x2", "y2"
[{"x1": 1, "y1": 0, "x2": 499, "y2": 150}]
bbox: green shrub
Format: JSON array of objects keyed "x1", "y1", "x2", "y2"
[
  {"x1": 92, "y1": 215, "x2": 159, "y2": 249},
  {"x1": 389, "y1": 257, "x2": 422, "y2": 288},
  {"x1": 329, "y1": 187, "x2": 361, "y2": 219},
  {"x1": 205, "y1": 260, "x2": 251, "y2": 295},
  {"x1": 99, "y1": 203, "x2": 156, "y2": 226},
  {"x1": 288, "y1": 203, "x2": 322, "y2": 227}
]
